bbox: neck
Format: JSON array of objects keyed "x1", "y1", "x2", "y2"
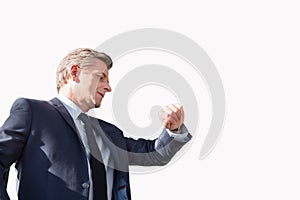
[{"x1": 59, "y1": 87, "x2": 90, "y2": 113}]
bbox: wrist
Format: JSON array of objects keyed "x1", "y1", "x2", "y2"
[{"x1": 170, "y1": 126, "x2": 181, "y2": 134}]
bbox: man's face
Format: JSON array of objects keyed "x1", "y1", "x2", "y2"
[{"x1": 73, "y1": 58, "x2": 111, "y2": 111}]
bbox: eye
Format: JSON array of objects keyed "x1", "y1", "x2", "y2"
[
  {"x1": 96, "y1": 74, "x2": 104, "y2": 79},
  {"x1": 96, "y1": 74, "x2": 107, "y2": 82}
]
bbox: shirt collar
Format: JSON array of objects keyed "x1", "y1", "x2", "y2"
[{"x1": 56, "y1": 94, "x2": 83, "y2": 120}]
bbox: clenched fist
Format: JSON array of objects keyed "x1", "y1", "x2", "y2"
[{"x1": 160, "y1": 103, "x2": 184, "y2": 133}]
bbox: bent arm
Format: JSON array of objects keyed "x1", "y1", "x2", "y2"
[
  {"x1": 126, "y1": 124, "x2": 192, "y2": 166},
  {"x1": 0, "y1": 98, "x2": 31, "y2": 199}
]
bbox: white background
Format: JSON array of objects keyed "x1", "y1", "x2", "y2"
[{"x1": 1, "y1": 0, "x2": 300, "y2": 199}]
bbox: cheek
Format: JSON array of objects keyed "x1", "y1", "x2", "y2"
[
  {"x1": 97, "y1": 81, "x2": 106, "y2": 89},
  {"x1": 89, "y1": 80, "x2": 100, "y2": 95},
  {"x1": 77, "y1": 75, "x2": 99, "y2": 95},
  {"x1": 82, "y1": 78, "x2": 98, "y2": 90}
]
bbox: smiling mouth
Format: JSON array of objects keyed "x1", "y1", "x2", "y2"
[{"x1": 97, "y1": 92, "x2": 104, "y2": 98}]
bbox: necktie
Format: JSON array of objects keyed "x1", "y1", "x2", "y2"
[{"x1": 78, "y1": 113, "x2": 108, "y2": 200}]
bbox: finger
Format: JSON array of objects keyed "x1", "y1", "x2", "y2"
[
  {"x1": 172, "y1": 103, "x2": 184, "y2": 125},
  {"x1": 166, "y1": 104, "x2": 182, "y2": 125},
  {"x1": 164, "y1": 115, "x2": 177, "y2": 127},
  {"x1": 180, "y1": 106, "x2": 184, "y2": 124},
  {"x1": 164, "y1": 106, "x2": 179, "y2": 122},
  {"x1": 172, "y1": 103, "x2": 182, "y2": 111},
  {"x1": 163, "y1": 120, "x2": 171, "y2": 129},
  {"x1": 168, "y1": 104, "x2": 182, "y2": 121}
]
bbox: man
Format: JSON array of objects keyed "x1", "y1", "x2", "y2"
[{"x1": 0, "y1": 48, "x2": 192, "y2": 200}]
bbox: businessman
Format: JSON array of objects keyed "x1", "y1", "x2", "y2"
[{"x1": 0, "y1": 48, "x2": 192, "y2": 200}]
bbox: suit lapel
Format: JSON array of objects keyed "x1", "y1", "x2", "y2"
[
  {"x1": 90, "y1": 118, "x2": 129, "y2": 172},
  {"x1": 49, "y1": 98, "x2": 78, "y2": 134},
  {"x1": 49, "y1": 97, "x2": 129, "y2": 172},
  {"x1": 91, "y1": 117, "x2": 125, "y2": 171}
]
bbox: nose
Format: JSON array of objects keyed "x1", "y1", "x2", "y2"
[{"x1": 104, "y1": 82, "x2": 112, "y2": 92}]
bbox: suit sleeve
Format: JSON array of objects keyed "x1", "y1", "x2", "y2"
[
  {"x1": 0, "y1": 98, "x2": 31, "y2": 199},
  {"x1": 126, "y1": 124, "x2": 192, "y2": 166}
]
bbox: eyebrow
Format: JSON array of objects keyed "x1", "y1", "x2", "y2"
[{"x1": 99, "y1": 72, "x2": 108, "y2": 77}]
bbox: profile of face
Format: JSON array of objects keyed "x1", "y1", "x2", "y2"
[{"x1": 71, "y1": 58, "x2": 112, "y2": 112}]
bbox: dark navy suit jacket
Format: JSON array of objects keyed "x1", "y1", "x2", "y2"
[{"x1": 0, "y1": 98, "x2": 191, "y2": 200}]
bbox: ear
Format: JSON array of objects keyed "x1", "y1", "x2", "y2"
[{"x1": 70, "y1": 65, "x2": 79, "y2": 81}]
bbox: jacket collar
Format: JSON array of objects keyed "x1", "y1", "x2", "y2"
[{"x1": 49, "y1": 97, "x2": 78, "y2": 134}]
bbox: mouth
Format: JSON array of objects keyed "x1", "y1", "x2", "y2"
[{"x1": 97, "y1": 91, "x2": 104, "y2": 98}]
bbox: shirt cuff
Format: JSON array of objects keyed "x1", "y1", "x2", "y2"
[{"x1": 166, "y1": 124, "x2": 190, "y2": 142}]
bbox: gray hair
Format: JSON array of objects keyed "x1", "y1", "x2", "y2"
[{"x1": 56, "y1": 48, "x2": 113, "y2": 93}]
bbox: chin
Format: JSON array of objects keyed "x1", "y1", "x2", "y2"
[
  {"x1": 91, "y1": 97, "x2": 101, "y2": 108},
  {"x1": 95, "y1": 101, "x2": 101, "y2": 108}
]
